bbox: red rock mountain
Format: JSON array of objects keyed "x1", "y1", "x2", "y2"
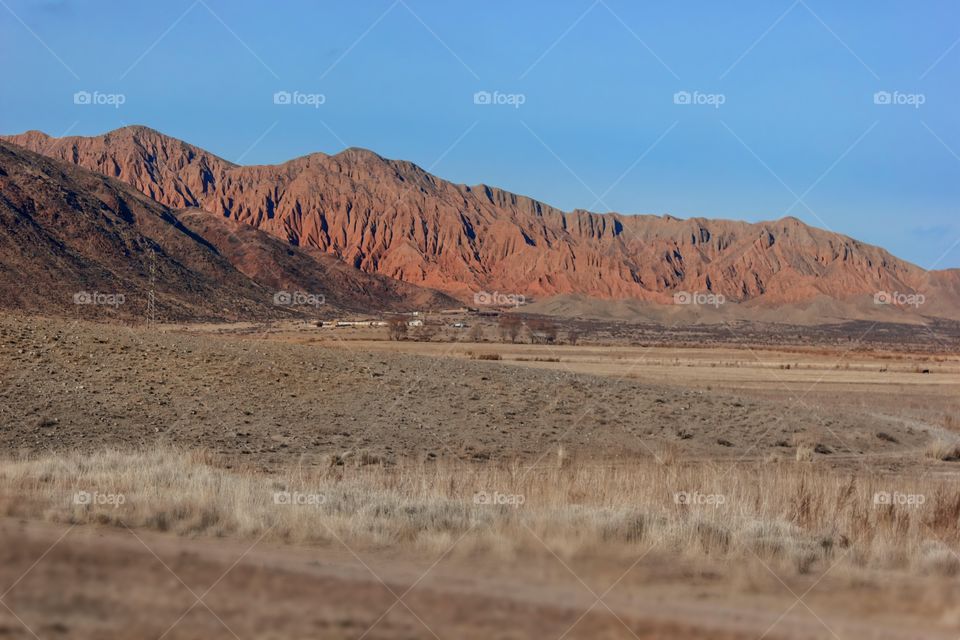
[
  {"x1": 0, "y1": 139, "x2": 453, "y2": 320},
  {"x1": 4, "y1": 126, "x2": 953, "y2": 309}
]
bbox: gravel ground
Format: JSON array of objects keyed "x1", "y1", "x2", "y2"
[{"x1": 0, "y1": 314, "x2": 927, "y2": 470}]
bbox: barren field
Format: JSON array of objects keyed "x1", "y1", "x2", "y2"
[
  {"x1": 8, "y1": 315, "x2": 953, "y2": 469},
  {"x1": 1, "y1": 313, "x2": 959, "y2": 638},
  {"x1": 3, "y1": 516, "x2": 958, "y2": 640},
  {"x1": 320, "y1": 338, "x2": 960, "y2": 465}
]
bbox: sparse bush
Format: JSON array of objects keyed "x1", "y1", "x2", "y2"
[
  {"x1": 413, "y1": 324, "x2": 437, "y2": 342},
  {"x1": 498, "y1": 315, "x2": 523, "y2": 343},
  {"x1": 3, "y1": 447, "x2": 959, "y2": 578},
  {"x1": 387, "y1": 316, "x2": 408, "y2": 341},
  {"x1": 468, "y1": 324, "x2": 484, "y2": 342},
  {"x1": 600, "y1": 511, "x2": 647, "y2": 543},
  {"x1": 527, "y1": 318, "x2": 558, "y2": 344},
  {"x1": 654, "y1": 441, "x2": 680, "y2": 466},
  {"x1": 925, "y1": 439, "x2": 960, "y2": 461},
  {"x1": 943, "y1": 413, "x2": 958, "y2": 432},
  {"x1": 556, "y1": 444, "x2": 570, "y2": 470},
  {"x1": 920, "y1": 542, "x2": 960, "y2": 576},
  {"x1": 356, "y1": 450, "x2": 385, "y2": 466}
]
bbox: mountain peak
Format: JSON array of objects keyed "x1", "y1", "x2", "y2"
[
  {"x1": 336, "y1": 147, "x2": 386, "y2": 163},
  {"x1": 2, "y1": 126, "x2": 237, "y2": 208},
  {"x1": 777, "y1": 215, "x2": 805, "y2": 225},
  {"x1": 2, "y1": 130, "x2": 53, "y2": 149},
  {"x1": 112, "y1": 124, "x2": 163, "y2": 136}
]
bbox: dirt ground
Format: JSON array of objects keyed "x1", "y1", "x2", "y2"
[
  {"x1": 2, "y1": 313, "x2": 960, "y2": 639},
  {"x1": 320, "y1": 338, "x2": 960, "y2": 463},
  {"x1": 2, "y1": 519, "x2": 957, "y2": 640},
  {"x1": 2, "y1": 315, "x2": 956, "y2": 472}
]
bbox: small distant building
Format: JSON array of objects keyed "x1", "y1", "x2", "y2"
[
  {"x1": 333, "y1": 319, "x2": 388, "y2": 328},
  {"x1": 408, "y1": 319, "x2": 424, "y2": 327}
]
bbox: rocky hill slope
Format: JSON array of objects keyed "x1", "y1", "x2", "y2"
[{"x1": 0, "y1": 140, "x2": 453, "y2": 320}]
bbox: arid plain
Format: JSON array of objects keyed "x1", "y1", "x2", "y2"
[{"x1": 2, "y1": 314, "x2": 959, "y2": 639}]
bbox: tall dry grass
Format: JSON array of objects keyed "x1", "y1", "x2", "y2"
[{"x1": 0, "y1": 448, "x2": 957, "y2": 576}]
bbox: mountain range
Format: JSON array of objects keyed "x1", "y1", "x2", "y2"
[{"x1": 2, "y1": 125, "x2": 958, "y2": 322}]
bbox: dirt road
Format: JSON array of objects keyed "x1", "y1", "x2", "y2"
[{"x1": 1, "y1": 519, "x2": 954, "y2": 640}]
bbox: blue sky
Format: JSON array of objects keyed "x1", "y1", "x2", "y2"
[{"x1": 2, "y1": 0, "x2": 958, "y2": 268}]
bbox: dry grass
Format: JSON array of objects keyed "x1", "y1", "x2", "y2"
[
  {"x1": 1, "y1": 448, "x2": 958, "y2": 577},
  {"x1": 925, "y1": 439, "x2": 960, "y2": 461},
  {"x1": 795, "y1": 441, "x2": 815, "y2": 463}
]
